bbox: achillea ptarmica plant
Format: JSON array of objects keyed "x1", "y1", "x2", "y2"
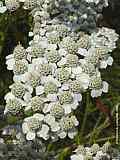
[{"x1": 2, "y1": 0, "x2": 119, "y2": 143}]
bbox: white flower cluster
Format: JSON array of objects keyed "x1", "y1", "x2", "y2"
[
  {"x1": 0, "y1": 0, "x2": 108, "y2": 32},
  {"x1": 71, "y1": 142, "x2": 112, "y2": 160},
  {"x1": 3, "y1": 0, "x2": 119, "y2": 142}
]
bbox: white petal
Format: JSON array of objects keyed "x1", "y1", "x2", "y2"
[
  {"x1": 36, "y1": 85, "x2": 44, "y2": 95},
  {"x1": 13, "y1": 75, "x2": 23, "y2": 82},
  {"x1": 6, "y1": 54, "x2": 14, "y2": 60},
  {"x1": 73, "y1": 93, "x2": 82, "y2": 102},
  {"x1": 43, "y1": 103, "x2": 52, "y2": 113},
  {"x1": 27, "y1": 64, "x2": 35, "y2": 72},
  {"x1": 58, "y1": 131, "x2": 67, "y2": 139},
  {"x1": 63, "y1": 104, "x2": 72, "y2": 114},
  {"x1": 68, "y1": 130, "x2": 77, "y2": 139},
  {"x1": 23, "y1": 92, "x2": 32, "y2": 102},
  {"x1": 107, "y1": 56, "x2": 113, "y2": 66},
  {"x1": 102, "y1": 81, "x2": 109, "y2": 93},
  {"x1": 77, "y1": 73, "x2": 90, "y2": 89},
  {"x1": 19, "y1": 0, "x2": 25, "y2": 2},
  {"x1": 4, "y1": 108, "x2": 8, "y2": 115},
  {"x1": 47, "y1": 44, "x2": 57, "y2": 50},
  {"x1": 72, "y1": 66, "x2": 82, "y2": 75},
  {"x1": 39, "y1": 40, "x2": 48, "y2": 48},
  {"x1": 25, "y1": 85, "x2": 33, "y2": 93},
  {"x1": 58, "y1": 48, "x2": 67, "y2": 56},
  {"x1": 51, "y1": 122, "x2": 60, "y2": 132},
  {"x1": 71, "y1": 101, "x2": 79, "y2": 110},
  {"x1": 26, "y1": 131, "x2": 35, "y2": 140},
  {"x1": 57, "y1": 57, "x2": 67, "y2": 67},
  {"x1": 73, "y1": 118, "x2": 79, "y2": 126},
  {"x1": 0, "y1": 6, "x2": 7, "y2": 13},
  {"x1": 100, "y1": 61, "x2": 107, "y2": 69},
  {"x1": 29, "y1": 32, "x2": 33, "y2": 37},
  {"x1": 44, "y1": 114, "x2": 55, "y2": 125},
  {"x1": 37, "y1": 124, "x2": 49, "y2": 140},
  {"x1": 47, "y1": 94, "x2": 58, "y2": 102},
  {"x1": 26, "y1": 46, "x2": 32, "y2": 52},
  {"x1": 6, "y1": 59, "x2": 15, "y2": 70},
  {"x1": 33, "y1": 113, "x2": 44, "y2": 121},
  {"x1": 71, "y1": 154, "x2": 84, "y2": 160},
  {"x1": 77, "y1": 48, "x2": 88, "y2": 56},
  {"x1": 61, "y1": 83, "x2": 69, "y2": 90},
  {"x1": 91, "y1": 89, "x2": 102, "y2": 98},
  {"x1": 22, "y1": 122, "x2": 30, "y2": 134},
  {"x1": 4, "y1": 92, "x2": 15, "y2": 102},
  {"x1": 33, "y1": 34, "x2": 40, "y2": 42}
]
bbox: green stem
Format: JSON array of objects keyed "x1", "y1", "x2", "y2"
[
  {"x1": 89, "y1": 113, "x2": 105, "y2": 143},
  {"x1": 96, "y1": 136, "x2": 115, "y2": 143},
  {"x1": 86, "y1": 106, "x2": 116, "y2": 143},
  {"x1": 79, "y1": 92, "x2": 90, "y2": 142}
]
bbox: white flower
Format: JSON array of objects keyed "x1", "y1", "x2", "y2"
[
  {"x1": 58, "y1": 115, "x2": 79, "y2": 139},
  {"x1": 91, "y1": 81, "x2": 109, "y2": 98},
  {"x1": 22, "y1": 113, "x2": 44, "y2": 140}
]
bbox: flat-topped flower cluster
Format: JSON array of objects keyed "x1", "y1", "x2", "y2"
[
  {"x1": 2, "y1": 0, "x2": 119, "y2": 142},
  {"x1": 71, "y1": 142, "x2": 113, "y2": 160},
  {"x1": 1, "y1": 0, "x2": 109, "y2": 32}
]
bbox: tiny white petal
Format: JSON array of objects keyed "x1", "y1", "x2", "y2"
[
  {"x1": 33, "y1": 113, "x2": 44, "y2": 121},
  {"x1": 77, "y1": 48, "x2": 88, "y2": 56},
  {"x1": 68, "y1": 130, "x2": 77, "y2": 139},
  {"x1": 63, "y1": 104, "x2": 72, "y2": 114},
  {"x1": 57, "y1": 57, "x2": 67, "y2": 67},
  {"x1": 44, "y1": 114, "x2": 55, "y2": 125},
  {"x1": 28, "y1": 32, "x2": 34, "y2": 37},
  {"x1": 26, "y1": 131, "x2": 35, "y2": 140},
  {"x1": 73, "y1": 93, "x2": 82, "y2": 102},
  {"x1": 100, "y1": 61, "x2": 107, "y2": 69},
  {"x1": 36, "y1": 86, "x2": 44, "y2": 95},
  {"x1": 61, "y1": 83, "x2": 69, "y2": 90},
  {"x1": 107, "y1": 56, "x2": 113, "y2": 66},
  {"x1": 72, "y1": 66, "x2": 82, "y2": 75},
  {"x1": 58, "y1": 131, "x2": 67, "y2": 139},
  {"x1": 47, "y1": 94, "x2": 58, "y2": 102},
  {"x1": 58, "y1": 48, "x2": 67, "y2": 56},
  {"x1": 6, "y1": 59, "x2": 15, "y2": 70},
  {"x1": 19, "y1": 0, "x2": 25, "y2": 2},
  {"x1": 91, "y1": 89, "x2": 102, "y2": 98},
  {"x1": 51, "y1": 122, "x2": 60, "y2": 132},
  {"x1": 71, "y1": 101, "x2": 79, "y2": 110},
  {"x1": 22, "y1": 122, "x2": 29, "y2": 134},
  {"x1": 0, "y1": 6, "x2": 7, "y2": 13},
  {"x1": 37, "y1": 124, "x2": 49, "y2": 140},
  {"x1": 33, "y1": 34, "x2": 40, "y2": 42},
  {"x1": 43, "y1": 103, "x2": 52, "y2": 113},
  {"x1": 23, "y1": 92, "x2": 32, "y2": 102},
  {"x1": 102, "y1": 81, "x2": 109, "y2": 93},
  {"x1": 4, "y1": 92, "x2": 15, "y2": 102},
  {"x1": 6, "y1": 54, "x2": 14, "y2": 60},
  {"x1": 71, "y1": 154, "x2": 84, "y2": 160}
]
